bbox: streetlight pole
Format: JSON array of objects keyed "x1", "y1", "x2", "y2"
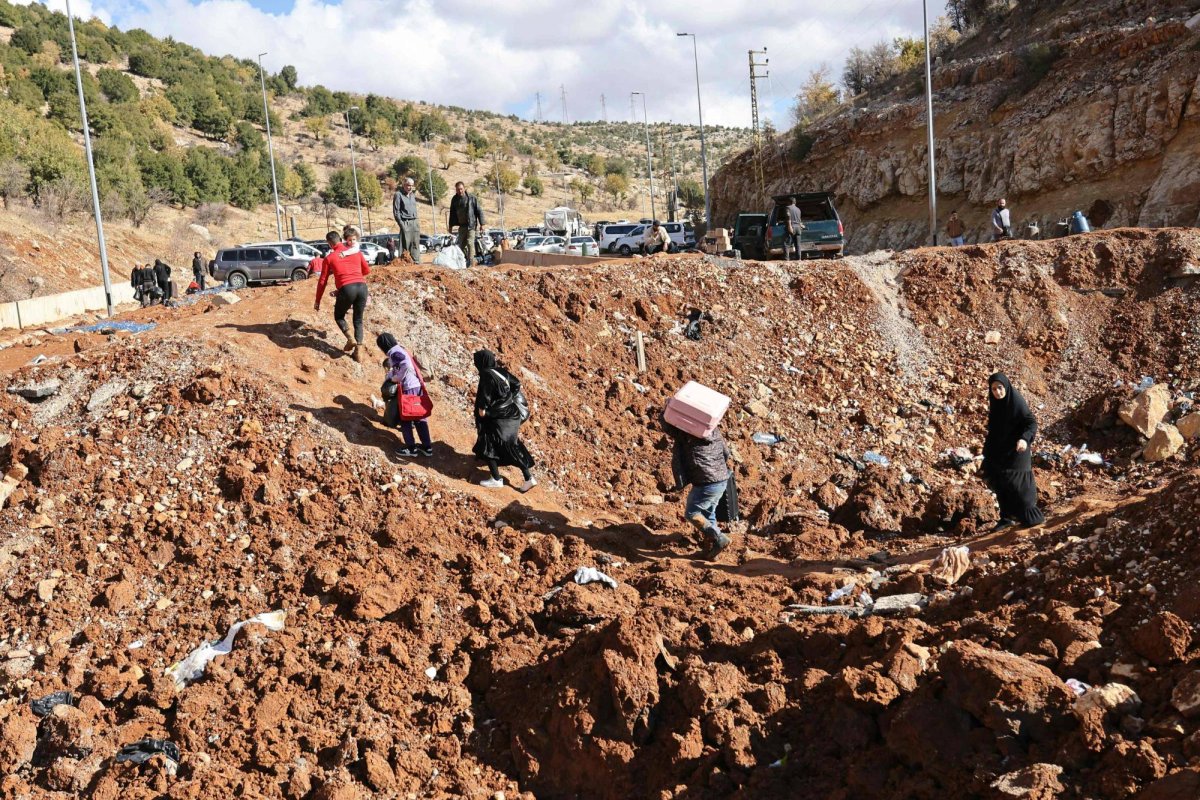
[
  {"x1": 677, "y1": 32, "x2": 710, "y2": 228},
  {"x1": 344, "y1": 106, "x2": 364, "y2": 233},
  {"x1": 65, "y1": 0, "x2": 113, "y2": 316},
  {"x1": 423, "y1": 137, "x2": 437, "y2": 235},
  {"x1": 631, "y1": 92, "x2": 655, "y2": 221},
  {"x1": 258, "y1": 52, "x2": 283, "y2": 241},
  {"x1": 922, "y1": 0, "x2": 938, "y2": 245}
]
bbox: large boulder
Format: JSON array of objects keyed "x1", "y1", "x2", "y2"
[
  {"x1": 1119, "y1": 385, "x2": 1170, "y2": 438},
  {"x1": 1143, "y1": 423, "x2": 1184, "y2": 462},
  {"x1": 1176, "y1": 412, "x2": 1200, "y2": 440}
]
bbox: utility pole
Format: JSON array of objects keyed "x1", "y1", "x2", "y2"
[
  {"x1": 424, "y1": 137, "x2": 437, "y2": 235},
  {"x1": 258, "y1": 52, "x2": 282, "y2": 241},
  {"x1": 601, "y1": 94, "x2": 607, "y2": 122},
  {"x1": 65, "y1": 0, "x2": 113, "y2": 316},
  {"x1": 632, "y1": 92, "x2": 655, "y2": 221},
  {"x1": 749, "y1": 48, "x2": 769, "y2": 199},
  {"x1": 536, "y1": 92, "x2": 542, "y2": 122},
  {"x1": 677, "y1": 32, "x2": 710, "y2": 227},
  {"x1": 922, "y1": 0, "x2": 939, "y2": 245},
  {"x1": 345, "y1": 106, "x2": 363, "y2": 233},
  {"x1": 560, "y1": 85, "x2": 567, "y2": 124}
]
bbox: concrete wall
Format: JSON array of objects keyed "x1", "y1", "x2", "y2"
[
  {"x1": 0, "y1": 283, "x2": 138, "y2": 331},
  {"x1": 496, "y1": 249, "x2": 613, "y2": 268}
]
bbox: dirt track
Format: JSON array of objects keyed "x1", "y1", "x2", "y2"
[{"x1": 0, "y1": 229, "x2": 1198, "y2": 798}]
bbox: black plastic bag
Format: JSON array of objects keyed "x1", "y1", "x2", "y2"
[
  {"x1": 116, "y1": 739, "x2": 181, "y2": 766},
  {"x1": 716, "y1": 472, "x2": 740, "y2": 523}
]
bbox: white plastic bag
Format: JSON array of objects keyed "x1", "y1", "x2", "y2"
[
  {"x1": 433, "y1": 246, "x2": 467, "y2": 270},
  {"x1": 165, "y1": 610, "x2": 286, "y2": 689}
]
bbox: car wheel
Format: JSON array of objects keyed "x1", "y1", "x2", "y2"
[
  {"x1": 228, "y1": 272, "x2": 248, "y2": 289},
  {"x1": 618, "y1": 244, "x2": 632, "y2": 256},
  {"x1": 290, "y1": 268, "x2": 307, "y2": 282}
]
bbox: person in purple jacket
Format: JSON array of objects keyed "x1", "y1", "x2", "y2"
[{"x1": 376, "y1": 333, "x2": 433, "y2": 457}]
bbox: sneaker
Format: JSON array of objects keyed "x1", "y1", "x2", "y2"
[
  {"x1": 480, "y1": 478, "x2": 504, "y2": 488},
  {"x1": 704, "y1": 530, "x2": 731, "y2": 560},
  {"x1": 397, "y1": 448, "x2": 416, "y2": 457},
  {"x1": 416, "y1": 448, "x2": 434, "y2": 458},
  {"x1": 991, "y1": 518, "x2": 1016, "y2": 533},
  {"x1": 517, "y1": 477, "x2": 538, "y2": 493}
]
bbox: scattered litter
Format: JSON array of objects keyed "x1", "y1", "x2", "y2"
[
  {"x1": 28, "y1": 354, "x2": 47, "y2": 366},
  {"x1": 424, "y1": 666, "x2": 438, "y2": 680},
  {"x1": 128, "y1": 639, "x2": 145, "y2": 650},
  {"x1": 7, "y1": 379, "x2": 61, "y2": 399},
  {"x1": 751, "y1": 432, "x2": 783, "y2": 445},
  {"x1": 116, "y1": 738, "x2": 181, "y2": 767},
  {"x1": 1066, "y1": 678, "x2": 1091, "y2": 696},
  {"x1": 30, "y1": 691, "x2": 76, "y2": 717},
  {"x1": 1064, "y1": 444, "x2": 1107, "y2": 466},
  {"x1": 942, "y1": 447, "x2": 975, "y2": 467},
  {"x1": 871, "y1": 593, "x2": 927, "y2": 615},
  {"x1": 930, "y1": 546, "x2": 971, "y2": 586},
  {"x1": 433, "y1": 247, "x2": 467, "y2": 270},
  {"x1": 1094, "y1": 588, "x2": 1106, "y2": 598},
  {"x1": 572, "y1": 566, "x2": 618, "y2": 589},
  {"x1": 828, "y1": 581, "x2": 857, "y2": 602},
  {"x1": 165, "y1": 609, "x2": 286, "y2": 689},
  {"x1": 862, "y1": 451, "x2": 890, "y2": 467},
  {"x1": 836, "y1": 452, "x2": 867, "y2": 471},
  {"x1": 1134, "y1": 376, "x2": 1154, "y2": 393}
]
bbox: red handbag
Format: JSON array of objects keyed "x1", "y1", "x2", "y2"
[{"x1": 398, "y1": 356, "x2": 434, "y2": 421}]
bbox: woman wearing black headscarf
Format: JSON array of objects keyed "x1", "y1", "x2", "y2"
[
  {"x1": 983, "y1": 372, "x2": 1045, "y2": 530},
  {"x1": 473, "y1": 349, "x2": 536, "y2": 491}
]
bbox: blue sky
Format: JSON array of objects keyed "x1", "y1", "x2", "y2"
[{"x1": 25, "y1": 0, "x2": 935, "y2": 128}]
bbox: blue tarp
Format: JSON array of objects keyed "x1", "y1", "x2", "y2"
[{"x1": 54, "y1": 320, "x2": 157, "y2": 334}]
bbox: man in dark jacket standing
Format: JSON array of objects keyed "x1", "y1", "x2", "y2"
[
  {"x1": 392, "y1": 177, "x2": 421, "y2": 263},
  {"x1": 191, "y1": 251, "x2": 207, "y2": 291},
  {"x1": 153, "y1": 259, "x2": 172, "y2": 305},
  {"x1": 448, "y1": 181, "x2": 484, "y2": 265},
  {"x1": 662, "y1": 413, "x2": 733, "y2": 559}
]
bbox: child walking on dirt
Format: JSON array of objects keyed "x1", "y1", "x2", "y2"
[
  {"x1": 472, "y1": 349, "x2": 536, "y2": 492},
  {"x1": 661, "y1": 413, "x2": 733, "y2": 559},
  {"x1": 377, "y1": 333, "x2": 434, "y2": 457},
  {"x1": 314, "y1": 228, "x2": 371, "y2": 362},
  {"x1": 983, "y1": 372, "x2": 1045, "y2": 530}
]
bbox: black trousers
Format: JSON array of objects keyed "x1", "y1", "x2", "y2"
[{"x1": 333, "y1": 282, "x2": 368, "y2": 344}]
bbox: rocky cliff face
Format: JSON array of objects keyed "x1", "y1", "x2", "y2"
[{"x1": 712, "y1": 0, "x2": 1200, "y2": 252}]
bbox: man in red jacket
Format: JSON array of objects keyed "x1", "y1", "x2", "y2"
[{"x1": 314, "y1": 228, "x2": 371, "y2": 362}]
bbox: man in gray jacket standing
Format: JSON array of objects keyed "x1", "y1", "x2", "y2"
[
  {"x1": 392, "y1": 177, "x2": 421, "y2": 263},
  {"x1": 992, "y1": 198, "x2": 1012, "y2": 242}
]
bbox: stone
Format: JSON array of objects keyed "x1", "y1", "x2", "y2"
[
  {"x1": 984, "y1": 330, "x2": 1002, "y2": 344},
  {"x1": 188, "y1": 223, "x2": 211, "y2": 241},
  {"x1": 1075, "y1": 683, "x2": 1141, "y2": 718},
  {"x1": 1132, "y1": 611, "x2": 1192, "y2": 665},
  {"x1": 834, "y1": 666, "x2": 900, "y2": 709},
  {"x1": 176, "y1": 457, "x2": 194, "y2": 472},
  {"x1": 872, "y1": 593, "x2": 928, "y2": 616},
  {"x1": 522, "y1": 535, "x2": 563, "y2": 569},
  {"x1": 1171, "y1": 671, "x2": 1200, "y2": 718},
  {"x1": 0, "y1": 464, "x2": 29, "y2": 510},
  {"x1": 102, "y1": 580, "x2": 136, "y2": 611},
  {"x1": 352, "y1": 584, "x2": 403, "y2": 621},
  {"x1": 28, "y1": 513, "x2": 53, "y2": 529},
  {"x1": 1119, "y1": 385, "x2": 1170, "y2": 438},
  {"x1": 1177, "y1": 412, "x2": 1200, "y2": 440},
  {"x1": 211, "y1": 292, "x2": 240, "y2": 306},
  {"x1": 786, "y1": 604, "x2": 869, "y2": 619},
  {"x1": 7, "y1": 379, "x2": 61, "y2": 400},
  {"x1": 130, "y1": 382, "x2": 155, "y2": 400},
  {"x1": 362, "y1": 751, "x2": 396, "y2": 792},
  {"x1": 0, "y1": 705, "x2": 37, "y2": 774},
  {"x1": 746, "y1": 400, "x2": 770, "y2": 417},
  {"x1": 990, "y1": 763, "x2": 1065, "y2": 798},
  {"x1": 36, "y1": 578, "x2": 57, "y2": 603},
  {"x1": 1143, "y1": 423, "x2": 1183, "y2": 462},
  {"x1": 86, "y1": 380, "x2": 128, "y2": 413}
]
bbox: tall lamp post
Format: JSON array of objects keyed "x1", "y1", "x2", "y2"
[
  {"x1": 423, "y1": 137, "x2": 437, "y2": 235},
  {"x1": 922, "y1": 0, "x2": 938, "y2": 245},
  {"x1": 676, "y1": 32, "x2": 710, "y2": 228},
  {"x1": 258, "y1": 52, "x2": 283, "y2": 241},
  {"x1": 344, "y1": 106, "x2": 364, "y2": 233},
  {"x1": 631, "y1": 92, "x2": 655, "y2": 221},
  {"x1": 64, "y1": 0, "x2": 113, "y2": 316}
]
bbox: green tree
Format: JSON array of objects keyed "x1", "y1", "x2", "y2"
[
  {"x1": 193, "y1": 91, "x2": 233, "y2": 139},
  {"x1": 6, "y1": 78, "x2": 45, "y2": 112},
  {"x1": 676, "y1": 178, "x2": 703, "y2": 209},
  {"x1": 280, "y1": 64, "x2": 298, "y2": 90},
  {"x1": 226, "y1": 150, "x2": 268, "y2": 209},
  {"x1": 464, "y1": 127, "x2": 488, "y2": 153},
  {"x1": 97, "y1": 68, "x2": 138, "y2": 103},
  {"x1": 303, "y1": 116, "x2": 328, "y2": 141},
  {"x1": 523, "y1": 173, "x2": 544, "y2": 197},
  {"x1": 791, "y1": 65, "x2": 841, "y2": 127},
  {"x1": 10, "y1": 26, "x2": 44, "y2": 56},
  {"x1": 233, "y1": 120, "x2": 264, "y2": 152},
  {"x1": 586, "y1": 154, "x2": 605, "y2": 176},
  {"x1": 417, "y1": 170, "x2": 447, "y2": 205},
  {"x1": 140, "y1": 149, "x2": 196, "y2": 205},
  {"x1": 127, "y1": 47, "x2": 163, "y2": 79},
  {"x1": 486, "y1": 161, "x2": 520, "y2": 195},
  {"x1": 301, "y1": 85, "x2": 337, "y2": 116},
  {"x1": 323, "y1": 167, "x2": 382, "y2": 208},
  {"x1": 391, "y1": 154, "x2": 430, "y2": 181},
  {"x1": 280, "y1": 165, "x2": 305, "y2": 200},
  {"x1": 184, "y1": 147, "x2": 230, "y2": 203},
  {"x1": 602, "y1": 172, "x2": 627, "y2": 202},
  {"x1": 0, "y1": 158, "x2": 30, "y2": 208},
  {"x1": 294, "y1": 161, "x2": 317, "y2": 195}
]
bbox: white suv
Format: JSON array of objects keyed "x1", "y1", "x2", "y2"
[
  {"x1": 245, "y1": 240, "x2": 324, "y2": 260},
  {"x1": 598, "y1": 223, "x2": 641, "y2": 253},
  {"x1": 662, "y1": 221, "x2": 696, "y2": 249}
]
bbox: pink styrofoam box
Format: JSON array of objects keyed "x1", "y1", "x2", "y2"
[{"x1": 664, "y1": 381, "x2": 730, "y2": 437}]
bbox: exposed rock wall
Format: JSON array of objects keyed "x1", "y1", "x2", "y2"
[{"x1": 712, "y1": 1, "x2": 1200, "y2": 252}]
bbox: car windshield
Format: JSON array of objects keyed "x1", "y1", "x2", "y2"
[{"x1": 570, "y1": 237, "x2": 593, "y2": 244}]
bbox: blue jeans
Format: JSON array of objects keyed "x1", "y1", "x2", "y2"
[
  {"x1": 950, "y1": 236, "x2": 965, "y2": 247},
  {"x1": 686, "y1": 480, "x2": 728, "y2": 535}
]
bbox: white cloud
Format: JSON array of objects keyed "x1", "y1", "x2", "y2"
[{"x1": 39, "y1": 0, "x2": 933, "y2": 127}]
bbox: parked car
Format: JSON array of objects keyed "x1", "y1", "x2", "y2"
[
  {"x1": 610, "y1": 226, "x2": 648, "y2": 256},
  {"x1": 523, "y1": 235, "x2": 565, "y2": 253},
  {"x1": 731, "y1": 213, "x2": 769, "y2": 259},
  {"x1": 661, "y1": 221, "x2": 697, "y2": 249},
  {"x1": 765, "y1": 192, "x2": 845, "y2": 259},
  {"x1": 561, "y1": 236, "x2": 599, "y2": 255},
  {"x1": 245, "y1": 240, "x2": 325, "y2": 260},
  {"x1": 213, "y1": 245, "x2": 310, "y2": 289},
  {"x1": 357, "y1": 241, "x2": 391, "y2": 265},
  {"x1": 516, "y1": 235, "x2": 547, "y2": 251},
  {"x1": 304, "y1": 239, "x2": 332, "y2": 256},
  {"x1": 598, "y1": 222, "x2": 641, "y2": 253}
]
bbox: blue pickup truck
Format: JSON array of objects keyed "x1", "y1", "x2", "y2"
[{"x1": 732, "y1": 192, "x2": 845, "y2": 260}]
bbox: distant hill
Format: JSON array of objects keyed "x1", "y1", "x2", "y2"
[{"x1": 0, "y1": 0, "x2": 752, "y2": 244}]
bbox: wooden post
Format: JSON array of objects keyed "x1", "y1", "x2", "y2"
[{"x1": 635, "y1": 331, "x2": 647, "y2": 373}]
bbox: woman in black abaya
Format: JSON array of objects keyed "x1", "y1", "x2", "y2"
[
  {"x1": 983, "y1": 372, "x2": 1045, "y2": 530},
  {"x1": 472, "y1": 350, "x2": 537, "y2": 492}
]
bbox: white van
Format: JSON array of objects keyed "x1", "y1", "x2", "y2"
[
  {"x1": 598, "y1": 223, "x2": 641, "y2": 253},
  {"x1": 244, "y1": 240, "x2": 324, "y2": 260},
  {"x1": 661, "y1": 221, "x2": 696, "y2": 249}
]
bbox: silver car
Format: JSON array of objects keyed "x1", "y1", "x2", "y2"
[{"x1": 213, "y1": 246, "x2": 310, "y2": 289}]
